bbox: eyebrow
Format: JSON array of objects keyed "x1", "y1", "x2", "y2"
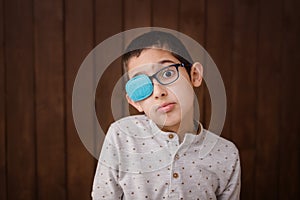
[
  {"x1": 131, "y1": 71, "x2": 146, "y2": 78},
  {"x1": 130, "y1": 59, "x2": 178, "y2": 78},
  {"x1": 157, "y1": 59, "x2": 177, "y2": 65}
]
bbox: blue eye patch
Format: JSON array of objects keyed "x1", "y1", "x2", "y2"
[{"x1": 125, "y1": 74, "x2": 153, "y2": 102}]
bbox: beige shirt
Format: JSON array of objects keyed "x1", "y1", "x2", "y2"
[{"x1": 92, "y1": 115, "x2": 241, "y2": 200}]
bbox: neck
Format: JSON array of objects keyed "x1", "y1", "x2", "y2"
[{"x1": 161, "y1": 110, "x2": 197, "y2": 142}]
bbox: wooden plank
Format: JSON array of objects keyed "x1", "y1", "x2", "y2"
[
  {"x1": 0, "y1": 0, "x2": 7, "y2": 198},
  {"x1": 205, "y1": 0, "x2": 234, "y2": 140},
  {"x1": 124, "y1": 0, "x2": 151, "y2": 29},
  {"x1": 65, "y1": 0, "x2": 96, "y2": 199},
  {"x1": 34, "y1": 0, "x2": 66, "y2": 199},
  {"x1": 231, "y1": 0, "x2": 259, "y2": 199},
  {"x1": 152, "y1": 0, "x2": 179, "y2": 30},
  {"x1": 255, "y1": 0, "x2": 282, "y2": 198},
  {"x1": 280, "y1": 0, "x2": 300, "y2": 199},
  {"x1": 179, "y1": 0, "x2": 205, "y2": 43},
  {"x1": 5, "y1": 0, "x2": 36, "y2": 199},
  {"x1": 95, "y1": 0, "x2": 123, "y2": 133},
  {"x1": 96, "y1": 58, "x2": 124, "y2": 133},
  {"x1": 178, "y1": 0, "x2": 206, "y2": 131},
  {"x1": 95, "y1": 0, "x2": 123, "y2": 41}
]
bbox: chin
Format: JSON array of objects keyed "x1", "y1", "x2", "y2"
[
  {"x1": 147, "y1": 109, "x2": 182, "y2": 128},
  {"x1": 161, "y1": 116, "x2": 181, "y2": 129},
  {"x1": 149, "y1": 114, "x2": 177, "y2": 128}
]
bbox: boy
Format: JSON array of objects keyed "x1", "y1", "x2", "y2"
[{"x1": 92, "y1": 31, "x2": 241, "y2": 199}]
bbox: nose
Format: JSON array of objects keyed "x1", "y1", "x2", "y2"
[{"x1": 152, "y1": 80, "x2": 167, "y2": 99}]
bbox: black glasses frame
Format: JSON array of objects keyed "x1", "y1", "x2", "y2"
[{"x1": 146, "y1": 63, "x2": 188, "y2": 85}]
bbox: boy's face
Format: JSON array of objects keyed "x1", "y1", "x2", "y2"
[{"x1": 126, "y1": 49, "x2": 203, "y2": 133}]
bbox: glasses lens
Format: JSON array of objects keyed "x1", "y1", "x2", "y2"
[
  {"x1": 156, "y1": 65, "x2": 178, "y2": 85},
  {"x1": 125, "y1": 74, "x2": 153, "y2": 102}
]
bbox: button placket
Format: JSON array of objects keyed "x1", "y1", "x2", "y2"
[
  {"x1": 173, "y1": 172, "x2": 179, "y2": 178},
  {"x1": 168, "y1": 177, "x2": 180, "y2": 199},
  {"x1": 166, "y1": 132, "x2": 181, "y2": 197},
  {"x1": 169, "y1": 155, "x2": 181, "y2": 199},
  {"x1": 166, "y1": 133, "x2": 179, "y2": 154}
]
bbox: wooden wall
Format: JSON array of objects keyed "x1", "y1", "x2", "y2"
[{"x1": 1, "y1": 0, "x2": 299, "y2": 199}]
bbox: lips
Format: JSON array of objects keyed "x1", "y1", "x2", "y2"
[{"x1": 157, "y1": 102, "x2": 176, "y2": 113}]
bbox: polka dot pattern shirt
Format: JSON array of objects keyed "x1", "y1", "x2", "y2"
[{"x1": 92, "y1": 115, "x2": 241, "y2": 200}]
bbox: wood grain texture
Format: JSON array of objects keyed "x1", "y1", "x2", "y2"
[
  {"x1": 0, "y1": 0, "x2": 7, "y2": 198},
  {"x1": 279, "y1": 0, "x2": 300, "y2": 199},
  {"x1": 255, "y1": 0, "x2": 282, "y2": 198},
  {"x1": 152, "y1": 0, "x2": 179, "y2": 29},
  {"x1": 124, "y1": 0, "x2": 151, "y2": 29},
  {"x1": 5, "y1": 0, "x2": 36, "y2": 199},
  {"x1": 231, "y1": 0, "x2": 259, "y2": 199},
  {"x1": 65, "y1": 0, "x2": 95, "y2": 199},
  {"x1": 95, "y1": 0, "x2": 123, "y2": 133},
  {"x1": 34, "y1": 0, "x2": 66, "y2": 199},
  {"x1": 205, "y1": 0, "x2": 234, "y2": 141}
]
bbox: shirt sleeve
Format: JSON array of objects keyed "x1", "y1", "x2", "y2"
[
  {"x1": 217, "y1": 151, "x2": 241, "y2": 200},
  {"x1": 91, "y1": 126, "x2": 123, "y2": 200}
]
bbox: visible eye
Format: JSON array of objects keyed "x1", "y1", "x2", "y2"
[{"x1": 162, "y1": 69, "x2": 176, "y2": 78}]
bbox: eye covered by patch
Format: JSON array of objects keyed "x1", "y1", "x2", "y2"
[{"x1": 125, "y1": 74, "x2": 153, "y2": 102}]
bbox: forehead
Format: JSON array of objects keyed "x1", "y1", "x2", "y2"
[{"x1": 127, "y1": 49, "x2": 180, "y2": 72}]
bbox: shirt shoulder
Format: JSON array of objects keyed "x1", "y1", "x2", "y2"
[
  {"x1": 109, "y1": 115, "x2": 159, "y2": 138},
  {"x1": 199, "y1": 130, "x2": 239, "y2": 159}
]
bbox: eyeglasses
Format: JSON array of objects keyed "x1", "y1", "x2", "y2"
[{"x1": 125, "y1": 63, "x2": 188, "y2": 102}]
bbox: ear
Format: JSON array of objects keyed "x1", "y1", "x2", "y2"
[
  {"x1": 126, "y1": 94, "x2": 144, "y2": 112},
  {"x1": 190, "y1": 62, "x2": 203, "y2": 87}
]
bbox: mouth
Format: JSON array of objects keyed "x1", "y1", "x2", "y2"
[{"x1": 157, "y1": 102, "x2": 176, "y2": 113}]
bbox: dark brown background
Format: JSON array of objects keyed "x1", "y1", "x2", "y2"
[{"x1": 1, "y1": 0, "x2": 299, "y2": 199}]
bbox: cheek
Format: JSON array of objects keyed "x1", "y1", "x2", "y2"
[
  {"x1": 139, "y1": 100, "x2": 157, "y2": 117},
  {"x1": 140, "y1": 100, "x2": 168, "y2": 126},
  {"x1": 139, "y1": 100, "x2": 152, "y2": 113},
  {"x1": 169, "y1": 79, "x2": 195, "y2": 110}
]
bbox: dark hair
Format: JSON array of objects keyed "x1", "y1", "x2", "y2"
[{"x1": 122, "y1": 31, "x2": 193, "y2": 75}]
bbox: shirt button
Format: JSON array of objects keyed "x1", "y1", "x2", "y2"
[
  {"x1": 175, "y1": 154, "x2": 179, "y2": 160},
  {"x1": 173, "y1": 173, "x2": 179, "y2": 178},
  {"x1": 168, "y1": 134, "x2": 174, "y2": 139}
]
